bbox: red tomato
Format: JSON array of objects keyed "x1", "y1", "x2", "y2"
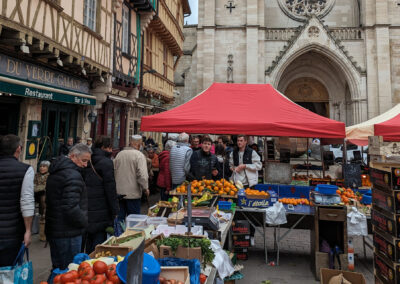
[
  {"x1": 61, "y1": 272, "x2": 77, "y2": 283},
  {"x1": 200, "y1": 273, "x2": 207, "y2": 284},
  {"x1": 64, "y1": 282, "x2": 75, "y2": 284},
  {"x1": 107, "y1": 274, "x2": 120, "y2": 284},
  {"x1": 106, "y1": 264, "x2": 116, "y2": 279},
  {"x1": 78, "y1": 263, "x2": 91, "y2": 276},
  {"x1": 69, "y1": 271, "x2": 79, "y2": 280},
  {"x1": 53, "y1": 275, "x2": 62, "y2": 284},
  {"x1": 81, "y1": 281, "x2": 90, "y2": 284},
  {"x1": 74, "y1": 279, "x2": 82, "y2": 284},
  {"x1": 90, "y1": 274, "x2": 107, "y2": 284},
  {"x1": 93, "y1": 261, "x2": 108, "y2": 275},
  {"x1": 106, "y1": 281, "x2": 113, "y2": 284},
  {"x1": 80, "y1": 268, "x2": 95, "y2": 281},
  {"x1": 40, "y1": 282, "x2": 49, "y2": 284}
]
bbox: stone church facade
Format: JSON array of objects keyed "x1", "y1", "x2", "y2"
[{"x1": 174, "y1": 0, "x2": 400, "y2": 126}]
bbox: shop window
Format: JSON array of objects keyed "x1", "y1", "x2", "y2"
[
  {"x1": 84, "y1": 0, "x2": 97, "y2": 31},
  {"x1": 122, "y1": 4, "x2": 129, "y2": 54}
]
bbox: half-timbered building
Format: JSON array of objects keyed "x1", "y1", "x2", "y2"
[{"x1": 0, "y1": 0, "x2": 113, "y2": 167}]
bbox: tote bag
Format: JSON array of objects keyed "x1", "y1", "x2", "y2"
[{"x1": 0, "y1": 244, "x2": 33, "y2": 284}]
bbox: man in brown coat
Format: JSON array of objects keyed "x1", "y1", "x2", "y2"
[{"x1": 114, "y1": 135, "x2": 149, "y2": 221}]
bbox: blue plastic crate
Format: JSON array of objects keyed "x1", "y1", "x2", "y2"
[
  {"x1": 315, "y1": 184, "x2": 338, "y2": 195},
  {"x1": 278, "y1": 185, "x2": 313, "y2": 199},
  {"x1": 218, "y1": 201, "x2": 232, "y2": 211}
]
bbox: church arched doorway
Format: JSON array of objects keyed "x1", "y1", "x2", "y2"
[
  {"x1": 284, "y1": 77, "x2": 329, "y2": 117},
  {"x1": 277, "y1": 51, "x2": 352, "y2": 124}
]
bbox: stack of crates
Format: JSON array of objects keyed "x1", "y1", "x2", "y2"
[
  {"x1": 232, "y1": 220, "x2": 251, "y2": 260},
  {"x1": 371, "y1": 165, "x2": 400, "y2": 284}
]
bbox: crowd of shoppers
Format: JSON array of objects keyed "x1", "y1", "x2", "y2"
[{"x1": 0, "y1": 131, "x2": 263, "y2": 280}]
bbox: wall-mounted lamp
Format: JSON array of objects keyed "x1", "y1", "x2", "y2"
[
  {"x1": 20, "y1": 42, "x2": 29, "y2": 54},
  {"x1": 57, "y1": 57, "x2": 63, "y2": 67}
]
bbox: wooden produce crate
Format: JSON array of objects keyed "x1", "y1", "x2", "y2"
[
  {"x1": 320, "y1": 268, "x2": 366, "y2": 284},
  {"x1": 159, "y1": 266, "x2": 190, "y2": 284}
]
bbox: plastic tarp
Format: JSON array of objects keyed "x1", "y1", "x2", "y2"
[
  {"x1": 346, "y1": 104, "x2": 400, "y2": 145},
  {"x1": 141, "y1": 83, "x2": 345, "y2": 138}
]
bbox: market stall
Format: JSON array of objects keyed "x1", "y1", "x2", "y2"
[
  {"x1": 138, "y1": 83, "x2": 373, "y2": 282},
  {"x1": 346, "y1": 103, "x2": 400, "y2": 146}
]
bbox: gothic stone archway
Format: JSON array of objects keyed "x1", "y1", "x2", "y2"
[
  {"x1": 278, "y1": 51, "x2": 352, "y2": 124},
  {"x1": 284, "y1": 77, "x2": 330, "y2": 117}
]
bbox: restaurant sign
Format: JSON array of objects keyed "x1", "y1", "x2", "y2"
[{"x1": 1, "y1": 54, "x2": 89, "y2": 93}]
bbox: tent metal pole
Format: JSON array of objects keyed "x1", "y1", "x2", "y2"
[{"x1": 307, "y1": 138, "x2": 309, "y2": 177}]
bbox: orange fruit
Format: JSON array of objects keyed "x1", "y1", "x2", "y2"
[
  {"x1": 219, "y1": 190, "x2": 224, "y2": 195},
  {"x1": 230, "y1": 190, "x2": 235, "y2": 196},
  {"x1": 192, "y1": 189, "x2": 198, "y2": 194}
]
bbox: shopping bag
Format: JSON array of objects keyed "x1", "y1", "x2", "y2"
[
  {"x1": 265, "y1": 202, "x2": 287, "y2": 225},
  {"x1": 0, "y1": 244, "x2": 33, "y2": 284},
  {"x1": 347, "y1": 207, "x2": 368, "y2": 236}
]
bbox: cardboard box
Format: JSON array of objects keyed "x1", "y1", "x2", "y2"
[
  {"x1": 373, "y1": 187, "x2": 400, "y2": 214},
  {"x1": 374, "y1": 253, "x2": 400, "y2": 284},
  {"x1": 238, "y1": 190, "x2": 278, "y2": 208},
  {"x1": 232, "y1": 220, "x2": 250, "y2": 234},
  {"x1": 176, "y1": 246, "x2": 202, "y2": 260},
  {"x1": 234, "y1": 248, "x2": 248, "y2": 260},
  {"x1": 374, "y1": 227, "x2": 400, "y2": 263},
  {"x1": 320, "y1": 268, "x2": 366, "y2": 284},
  {"x1": 159, "y1": 245, "x2": 202, "y2": 261},
  {"x1": 315, "y1": 252, "x2": 348, "y2": 281},
  {"x1": 233, "y1": 234, "x2": 251, "y2": 247},
  {"x1": 370, "y1": 168, "x2": 392, "y2": 191},
  {"x1": 89, "y1": 245, "x2": 134, "y2": 258},
  {"x1": 372, "y1": 209, "x2": 400, "y2": 238},
  {"x1": 160, "y1": 266, "x2": 190, "y2": 284}
]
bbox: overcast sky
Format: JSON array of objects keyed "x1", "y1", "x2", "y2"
[{"x1": 185, "y1": 0, "x2": 198, "y2": 25}]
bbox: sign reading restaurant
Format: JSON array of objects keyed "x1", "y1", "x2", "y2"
[{"x1": 0, "y1": 54, "x2": 95, "y2": 105}]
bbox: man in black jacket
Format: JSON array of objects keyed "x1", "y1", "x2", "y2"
[
  {"x1": 46, "y1": 143, "x2": 91, "y2": 272},
  {"x1": 59, "y1": 137, "x2": 74, "y2": 156},
  {"x1": 0, "y1": 134, "x2": 34, "y2": 266},
  {"x1": 188, "y1": 136, "x2": 218, "y2": 181},
  {"x1": 83, "y1": 136, "x2": 118, "y2": 253}
]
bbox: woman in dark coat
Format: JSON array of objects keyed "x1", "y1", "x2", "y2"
[{"x1": 83, "y1": 136, "x2": 118, "y2": 253}]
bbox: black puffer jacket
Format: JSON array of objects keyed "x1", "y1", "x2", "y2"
[
  {"x1": 83, "y1": 148, "x2": 118, "y2": 234},
  {"x1": 45, "y1": 156, "x2": 88, "y2": 239},
  {"x1": 187, "y1": 150, "x2": 218, "y2": 181}
]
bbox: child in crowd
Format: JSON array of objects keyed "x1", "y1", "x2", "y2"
[{"x1": 34, "y1": 160, "x2": 50, "y2": 242}]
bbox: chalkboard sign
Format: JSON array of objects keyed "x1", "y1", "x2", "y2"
[{"x1": 344, "y1": 164, "x2": 362, "y2": 188}]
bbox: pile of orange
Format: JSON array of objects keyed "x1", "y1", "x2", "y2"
[
  {"x1": 244, "y1": 188, "x2": 270, "y2": 197},
  {"x1": 279, "y1": 198, "x2": 309, "y2": 206},
  {"x1": 337, "y1": 187, "x2": 361, "y2": 204},
  {"x1": 176, "y1": 179, "x2": 238, "y2": 196}
]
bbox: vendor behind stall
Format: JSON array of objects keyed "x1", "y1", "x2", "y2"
[
  {"x1": 229, "y1": 134, "x2": 262, "y2": 188},
  {"x1": 187, "y1": 136, "x2": 219, "y2": 181}
]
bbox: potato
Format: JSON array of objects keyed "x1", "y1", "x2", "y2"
[
  {"x1": 170, "y1": 280, "x2": 176, "y2": 284},
  {"x1": 177, "y1": 281, "x2": 184, "y2": 284},
  {"x1": 159, "y1": 277, "x2": 166, "y2": 284}
]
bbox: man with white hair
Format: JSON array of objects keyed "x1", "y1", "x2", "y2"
[
  {"x1": 170, "y1": 132, "x2": 193, "y2": 188},
  {"x1": 114, "y1": 135, "x2": 149, "y2": 219},
  {"x1": 45, "y1": 143, "x2": 91, "y2": 274}
]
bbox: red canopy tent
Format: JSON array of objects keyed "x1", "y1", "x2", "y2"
[
  {"x1": 141, "y1": 83, "x2": 345, "y2": 138},
  {"x1": 374, "y1": 114, "x2": 400, "y2": 142}
]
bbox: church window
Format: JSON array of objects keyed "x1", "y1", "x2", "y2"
[{"x1": 278, "y1": 0, "x2": 334, "y2": 22}]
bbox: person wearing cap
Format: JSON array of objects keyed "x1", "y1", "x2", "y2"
[
  {"x1": 114, "y1": 135, "x2": 149, "y2": 219},
  {"x1": 86, "y1": 138, "x2": 93, "y2": 148}
]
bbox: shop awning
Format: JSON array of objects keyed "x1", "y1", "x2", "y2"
[
  {"x1": 141, "y1": 83, "x2": 345, "y2": 138},
  {"x1": 0, "y1": 75, "x2": 96, "y2": 106},
  {"x1": 346, "y1": 104, "x2": 400, "y2": 145}
]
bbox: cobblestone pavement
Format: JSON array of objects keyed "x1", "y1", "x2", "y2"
[
  {"x1": 30, "y1": 192, "x2": 374, "y2": 283},
  {"x1": 236, "y1": 227, "x2": 374, "y2": 284}
]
